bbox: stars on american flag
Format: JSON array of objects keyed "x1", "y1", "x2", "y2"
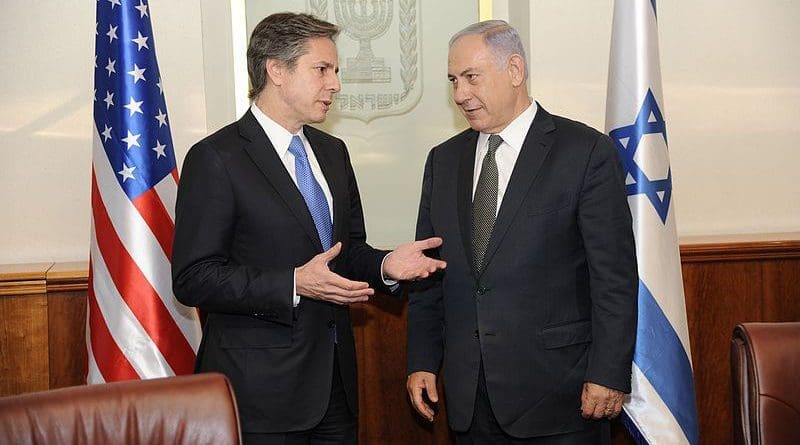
[
  {"x1": 103, "y1": 91, "x2": 114, "y2": 109},
  {"x1": 101, "y1": 124, "x2": 113, "y2": 142},
  {"x1": 122, "y1": 130, "x2": 141, "y2": 149},
  {"x1": 93, "y1": 0, "x2": 174, "y2": 199},
  {"x1": 134, "y1": 0, "x2": 149, "y2": 18},
  {"x1": 105, "y1": 58, "x2": 116, "y2": 76},
  {"x1": 132, "y1": 31, "x2": 149, "y2": 51},
  {"x1": 154, "y1": 109, "x2": 167, "y2": 127},
  {"x1": 152, "y1": 140, "x2": 167, "y2": 158},
  {"x1": 127, "y1": 64, "x2": 146, "y2": 83},
  {"x1": 124, "y1": 97, "x2": 144, "y2": 116},
  {"x1": 118, "y1": 163, "x2": 136, "y2": 182},
  {"x1": 106, "y1": 24, "x2": 118, "y2": 43}
]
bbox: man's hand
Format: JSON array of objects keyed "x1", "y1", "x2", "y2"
[
  {"x1": 295, "y1": 242, "x2": 374, "y2": 304},
  {"x1": 407, "y1": 371, "x2": 439, "y2": 422},
  {"x1": 580, "y1": 382, "x2": 624, "y2": 419},
  {"x1": 384, "y1": 237, "x2": 447, "y2": 281}
]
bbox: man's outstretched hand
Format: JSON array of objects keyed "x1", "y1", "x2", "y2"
[
  {"x1": 383, "y1": 237, "x2": 447, "y2": 281},
  {"x1": 296, "y1": 242, "x2": 374, "y2": 305}
]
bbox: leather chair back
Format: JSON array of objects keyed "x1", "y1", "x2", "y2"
[
  {"x1": 731, "y1": 322, "x2": 800, "y2": 445},
  {"x1": 0, "y1": 372, "x2": 241, "y2": 445}
]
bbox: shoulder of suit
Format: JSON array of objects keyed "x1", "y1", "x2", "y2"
[
  {"x1": 304, "y1": 125, "x2": 344, "y2": 146},
  {"x1": 430, "y1": 127, "x2": 475, "y2": 154},
  {"x1": 190, "y1": 120, "x2": 240, "y2": 153},
  {"x1": 548, "y1": 112, "x2": 608, "y2": 143}
]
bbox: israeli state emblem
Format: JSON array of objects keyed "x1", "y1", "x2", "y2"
[{"x1": 308, "y1": 0, "x2": 422, "y2": 122}]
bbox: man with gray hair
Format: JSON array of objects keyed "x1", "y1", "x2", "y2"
[
  {"x1": 173, "y1": 12, "x2": 445, "y2": 444},
  {"x1": 406, "y1": 20, "x2": 637, "y2": 444}
]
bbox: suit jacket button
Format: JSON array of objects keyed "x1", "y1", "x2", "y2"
[
  {"x1": 477, "y1": 287, "x2": 487, "y2": 295},
  {"x1": 473, "y1": 330, "x2": 479, "y2": 339},
  {"x1": 327, "y1": 320, "x2": 336, "y2": 328}
]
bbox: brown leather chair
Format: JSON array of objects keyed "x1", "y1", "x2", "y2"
[
  {"x1": 0, "y1": 372, "x2": 241, "y2": 445},
  {"x1": 731, "y1": 322, "x2": 800, "y2": 445}
]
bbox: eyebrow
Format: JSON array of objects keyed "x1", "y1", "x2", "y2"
[
  {"x1": 448, "y1": 67, "x2": 478, "y2": 79},
  {"x1": 313, "y1": 60, "x2": 340, "y2": 73}
]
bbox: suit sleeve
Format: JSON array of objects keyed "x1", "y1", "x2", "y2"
[
  {"x1": 406, "y1": 149, "x2": 445, "y2": 375},
  {"x1": 578, "y1": 134, "x2": 638, "y2": 393},
  {"x1": 337, "y1": 142, "x2": 395, "y2": 295},
  {"x1": 171, "y1": 142, "x2": 294, "y2": 326}
]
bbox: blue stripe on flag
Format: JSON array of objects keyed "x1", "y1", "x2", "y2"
[
  {"x1": 635, "y1": 280, "x2": 699, "y2": 444},
  {"x1": 621, "y1": 411, "x2": 650, "y2": 445}
]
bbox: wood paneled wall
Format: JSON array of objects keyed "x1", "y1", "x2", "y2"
[
  {"x1": 1, "y1": 233, "x2": 798, "y2": 444},
  {"x1": 0, "y1": 262, "x2": 87, "y2": 396},
  {"x1": 680, "y1": 233, "x2": 800, "y2": 445}
]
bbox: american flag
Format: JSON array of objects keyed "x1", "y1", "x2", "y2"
[
  {"x1": 606, "y1": 1, "x2": 698, "y2": 444},
  {"x1": 88, "y1": 0, "x2": 201, "y2": 383}
]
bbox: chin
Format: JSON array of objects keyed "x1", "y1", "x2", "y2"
[{"x1": 309, "y1": 114, "x2": 327, "y2": 124}]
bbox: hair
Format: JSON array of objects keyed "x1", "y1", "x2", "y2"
[
  {"x1": 247, "y1": 13, "x2": 340, "y2": 100},
  {"x1": 449, "y1": 20, "x2": 528, "y2": 78}
]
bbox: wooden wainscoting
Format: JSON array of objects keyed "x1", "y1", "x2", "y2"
[
  {"x1": 680, "y1": 233, "x2": 800, "y2": 445},
  {"x1": 1, "y1": 233, "x2": 798, "y2": 444},
  {"x1": 0, "y1": 262, "x2": 87, "y2": 396}
]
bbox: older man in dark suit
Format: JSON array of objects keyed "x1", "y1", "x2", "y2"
[
  {"x1": 172, "y1": 13, "x2": 445, "y2": 445},
  {"x1": 406, "y1": 20, "x2": 638, "y2": 444}
]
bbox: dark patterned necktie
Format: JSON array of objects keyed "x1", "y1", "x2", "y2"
[
  {"x1": 471, "y1": 134, "x2": 502, "y2": 272},
  {"x1": 288, "y1": 135, "x2": 333, "y2": 250}
]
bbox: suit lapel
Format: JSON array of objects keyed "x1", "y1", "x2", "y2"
[
  {"x1": 304, "y1": 127, "x2": 345, "y2": 246},
  {"x1": 238, "y1": 110, "x2": 323, "y2": 251},
  {"x1": 479, "y1": 106, "x2": 556, "y2": 276},
  {"x1": 457, "y1": 131, "x2": 479, "y2": 277}
]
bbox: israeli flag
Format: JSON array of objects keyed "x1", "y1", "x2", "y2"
[{"x1": 605, "y1": 1, "x2": 699, "y2": 444}]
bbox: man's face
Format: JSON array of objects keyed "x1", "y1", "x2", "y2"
[
  {"x1": 279, "y1": 37, "x2": 341, "y2": 130},
  {"x1": 448, "y1": 34, "x2": 517, "y2": 134}
]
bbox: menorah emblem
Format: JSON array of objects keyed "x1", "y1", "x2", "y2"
[{"x1": 334, "y1": 0, "x2": 393, "y2": 83}]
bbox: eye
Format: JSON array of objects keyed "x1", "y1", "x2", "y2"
[
  {"x1": 466, "y1": 74, "x2": 478, "y2": 82},
  {"x1": 317, "y1": 66, "x2": 327, "y2": 74}
]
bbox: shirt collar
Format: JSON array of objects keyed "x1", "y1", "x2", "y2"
[
  {"x1": 250, "y1": 102, "x2": 305, "y2": 156},
  {"x1": 478, "y1": 100, "x2": 538, "y2": 154}
]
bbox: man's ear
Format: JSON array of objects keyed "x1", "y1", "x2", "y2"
[
  {"x1": 266, "y1": 59, "x2": 284, "y2": 86},
  {"x1": 508, "y1": 54, "x2": 526, "y2": 87}
]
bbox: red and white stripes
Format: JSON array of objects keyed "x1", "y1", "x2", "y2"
[{"x1": 87, "y1": 130, "x2": 201, "y2": 383}]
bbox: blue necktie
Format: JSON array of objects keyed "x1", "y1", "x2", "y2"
[{"x1": 288, "y1": 135, "x2": 333, "y2": 250}]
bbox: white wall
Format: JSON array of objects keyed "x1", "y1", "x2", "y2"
[
  {"x1": 0, "y1": 1, "x2": 208, "y2": 264},
  {"x1": 1, "y1": 0, "x2": 798, "y2": 264},
  {"x1": 522, "y1": 0, "x2": 800, "y2": 236}
]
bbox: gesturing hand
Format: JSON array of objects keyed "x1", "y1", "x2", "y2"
[
  {"x1": 581, "y1": 382, "x2": 624, "y2": 419},
  {"x1": 407, "y1": 371, "x2": 439, "y2": 422},
  {"x1": 384, "y1": 237, "x2": 447, "y2": 281},
  {"x1": 295, "y1": 242, "x2": 374, "y2": 305}
]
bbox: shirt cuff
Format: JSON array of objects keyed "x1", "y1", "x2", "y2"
[
  {"x1": 292, "y1": 268, "x2": 300, "y2": 307},
  {"x1": 380, "y1": 253, "x2": 399, "y2": 287}
]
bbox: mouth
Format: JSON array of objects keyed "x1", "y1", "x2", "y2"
[
  {"x1": 462, "y1": 106, "x2": 481, "y2": 116},
  {"x1": 320, "y1": 100, "x2": 332, "y2": 111}
]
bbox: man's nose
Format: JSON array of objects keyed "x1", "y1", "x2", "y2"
[
  {"x1": 453, "y1": 83, "x2": 469, "y2": 105},
  {"x1": 329, "y1": 71, "x2": 341, "y2": 93}
]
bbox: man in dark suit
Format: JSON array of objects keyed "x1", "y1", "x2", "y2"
[
  {"x1": 172, "y1": 13, "x2": 445, "y2": 445},
  {"x1": 406, "y1": 20, "x2": 638, "y2": 444}
]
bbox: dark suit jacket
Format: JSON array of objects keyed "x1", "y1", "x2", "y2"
[
  {"x1": 407, "y1": 105, "x2": 638, "y2": 437},
  {"x1": 172, "y1": 110, "x2": 391, "y2": 434}
]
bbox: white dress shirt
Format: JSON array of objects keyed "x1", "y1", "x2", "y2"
[{"x1": 472, "y1": 101, "x2": 538, "y2": 215}]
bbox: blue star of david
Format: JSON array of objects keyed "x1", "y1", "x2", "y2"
[{"x1": 609, "y1": 88, "x2": 671, "y2": 224}]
